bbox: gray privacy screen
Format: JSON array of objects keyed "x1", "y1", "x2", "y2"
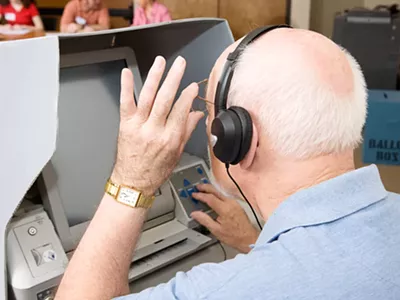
[{"x1": 56, "y1": 60, "x2": 125, "y2": 226}]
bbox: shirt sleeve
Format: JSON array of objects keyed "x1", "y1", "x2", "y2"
[
  {"x1": 115, "y1": 273, "x2": 197, "y2": 300},
  {"x1": 29, "y1": 4, "x2": 39, "y2": 17},
  {"x1": 160, "y1": 7, "x2": 172, "y2": 22},
  {"x1": 113, "y1": 253, "x2": 255, "y2": 300},
  {"x1": 60, "y1": 1, "x2": 76, "y2": 26},
  {"x1": 97, "y1": 7, "x2": 110, "y2": 28}
]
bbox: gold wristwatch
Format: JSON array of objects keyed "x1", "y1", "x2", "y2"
[{"x1": 105, "y1": 179, "x2": 155, "y2": 209}]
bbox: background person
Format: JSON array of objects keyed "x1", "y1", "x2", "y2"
[
  {"x1": 132, "y1": 0, "x2": 171, "y2": 26},
  {"x1": 0, "y1": 0, "x2": 44, "y2": 30},
  {"x1": 60, "y1": 0, "x2": 110, "y2": 33}
]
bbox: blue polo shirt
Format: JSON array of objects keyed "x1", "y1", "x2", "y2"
[{"x1": 118, "y1": 165, "x2": 400, "y2": 299}]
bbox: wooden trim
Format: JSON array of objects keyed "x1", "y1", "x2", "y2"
[{"x1": 39, "y1": 7, "x2": 132, "y2": 19}]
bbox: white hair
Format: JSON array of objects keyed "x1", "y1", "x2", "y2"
[{"x1": 227, "y1": 44, "x2": 368, "y2": 159}]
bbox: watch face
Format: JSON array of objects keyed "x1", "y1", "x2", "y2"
[{"x1": 117, "y1": 187, "x2": 140, "y2": 207}]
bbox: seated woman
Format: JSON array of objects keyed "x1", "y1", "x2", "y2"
[
  {"x1": 133, "y1": 0, "x2": 171, "y2": 26},
  {"x1": 60, "y1": 0, "x2": 110, "y2": 33},
  {"x1": 0, "y1": 0, "x2": 44, "y2": 30}
]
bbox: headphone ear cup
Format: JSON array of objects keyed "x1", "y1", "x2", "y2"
[
  {"x1": 228, "y1": 106, "x2": 253, "y2": 165},
  {"x1": 211, "y1": 110, "x2": 242, "y2": 164}
]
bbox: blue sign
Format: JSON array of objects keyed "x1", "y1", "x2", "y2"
[{"x1": 363, "y1": 90, "x2": 400, "y2": 166}]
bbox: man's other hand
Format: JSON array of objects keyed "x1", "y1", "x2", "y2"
[
  {"x1": 82, "y1": 26, "x2": 95, "y2": 32},
  {"x1": 66, "y1": 23, "x2": 82, "y2": 33},
  {"x1": 191, "y1": 184, "x2": 259, "y2": 254},
  {"x1": 111, "y1": 57, "x2": 203, "y2": 196}
]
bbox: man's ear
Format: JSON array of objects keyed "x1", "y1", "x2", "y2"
[{"x1": 240, "y1": 124, "x2": 258, "y2": 170}]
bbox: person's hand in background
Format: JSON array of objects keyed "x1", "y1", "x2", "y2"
[
  {"x1": 82, "y1": 25, "x2": 95, "y2": 33},
  {"x1": 191, "y1": 184, "x2": 260, "y2": 254},
  {"x1": 11, "y1": 24, "x2": 28, "y2": 30},
  {"x1": 66, "y1": 23, "x2": 82, "y2": 33},
  {"x1": 0, "y1": 24, "x2": 12, "y2": 30}
]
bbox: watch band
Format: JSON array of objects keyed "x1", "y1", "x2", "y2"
[{"x1": 105, "y1": 179, "x2": 155, "y2": 209}]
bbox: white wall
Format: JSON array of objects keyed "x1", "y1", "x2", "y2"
[{"x1": 291, "y1": 0, "x2": 311, "y2": 29}]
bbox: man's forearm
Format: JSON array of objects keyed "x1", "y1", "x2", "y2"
[
  {"x1": 55, "y1": 58, "x2": 200, "y2": 299},
  {"x1": 56, "y1": 194, "x2": 148, "y2": 300}
]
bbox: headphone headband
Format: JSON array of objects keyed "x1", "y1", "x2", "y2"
[
  {"x1": 214, "y1": 24, "x2": 292, "y2": 116},
  {"x1": 211, "y1": 24, "x2": 292, "y2": 165}
]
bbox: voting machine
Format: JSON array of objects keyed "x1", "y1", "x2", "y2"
[{"x1": 5, "y1": 19, "x2": 234, "y2": 300}]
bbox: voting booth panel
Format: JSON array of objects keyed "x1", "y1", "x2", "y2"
[
  {"x1": 1, "y1": 36, "x2": 60, "y2": 300},
  {"x1": 5, "y1": 19, "x2": 235, "y2": 300}
]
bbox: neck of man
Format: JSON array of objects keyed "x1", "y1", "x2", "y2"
[{"x1": 250, "y1": 151, "x2": 355, "y2": 221}]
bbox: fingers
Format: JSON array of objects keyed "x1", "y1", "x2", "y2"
[
  {"x1": 120, "y1": 68, "x2": 136, "y2": 120},
  {"x1": 150, "y1": 56, "x2": 186, "y2": 124},
  {"x1": 183, "y1": 111, "x2": 204, "y2": 144},
  {"x1": 136, "y1": 56, "x2": 166, "y2": 122},
  {"x1": 196, "y1": 184, "x2": 226, "y2": 201},
  {"x1": 166, "y1": 83, "x2": 199, "y2": 137},
  {"x1": 192, "y1": 191, "x2": 224, "y2": 215},
  {"x1": 191, "y1": 211, "x2": 220, "y2": 232}
]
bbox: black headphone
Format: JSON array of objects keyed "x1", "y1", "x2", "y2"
[{"x1": 211, "y1": 24, "x2": 292, "y2": 165}]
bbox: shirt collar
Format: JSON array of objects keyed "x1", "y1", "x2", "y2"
[{"x1": 255, "y1": 165, "x2": 388, "y2": 247}]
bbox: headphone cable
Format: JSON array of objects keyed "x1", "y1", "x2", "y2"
[{"x1": 225, "y1": 163, "x2": 263, "y2": 231}]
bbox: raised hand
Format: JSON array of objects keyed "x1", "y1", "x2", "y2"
[{"x1": 111, "y1": 56, "x2": 204, "y2": 196}]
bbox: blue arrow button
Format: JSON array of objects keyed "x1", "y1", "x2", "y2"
[
  {"x1": 183, "y1": 179, "x2": 191, "y2": 187},
  {"x1": 187, "y1": 188, "x2": 199, "y2": 204},
  {"x1": 179, "y1": 189, "x2": 188, "y2": 199}
]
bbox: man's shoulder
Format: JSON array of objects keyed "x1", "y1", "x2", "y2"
[
  {"x1": 184, "y1": 235, "x2": 398, "y2": 299},
  {"x1": 118, "y1": 229, "x2": 400, "y2": 300},
  {"x1": 379, "y1": 191, "x2": 400, "y2": 215},
  {"x1": 172, "y1": 248, "x2": 304, "y2": 299},
  {"x1": 205, "y1": 227, "x2": 400, "y2": 298},
  {"x1": 388, "y1": 191, "x2": 400, "y2": 199}
]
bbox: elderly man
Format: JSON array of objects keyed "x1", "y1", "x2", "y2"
[{"x1": 55, "y1": 26, "x2": 400, "y2": 300}]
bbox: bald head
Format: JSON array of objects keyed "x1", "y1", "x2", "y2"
[
  {"x1": 207, "y1": 28, "x2": 367, "y2": 159},
  {"x1": 211, "y1": 28, "x2": 355, "y2": 101},
  {"x1": 259, "y1": 28, "x2": 354, "y2": 96}
]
